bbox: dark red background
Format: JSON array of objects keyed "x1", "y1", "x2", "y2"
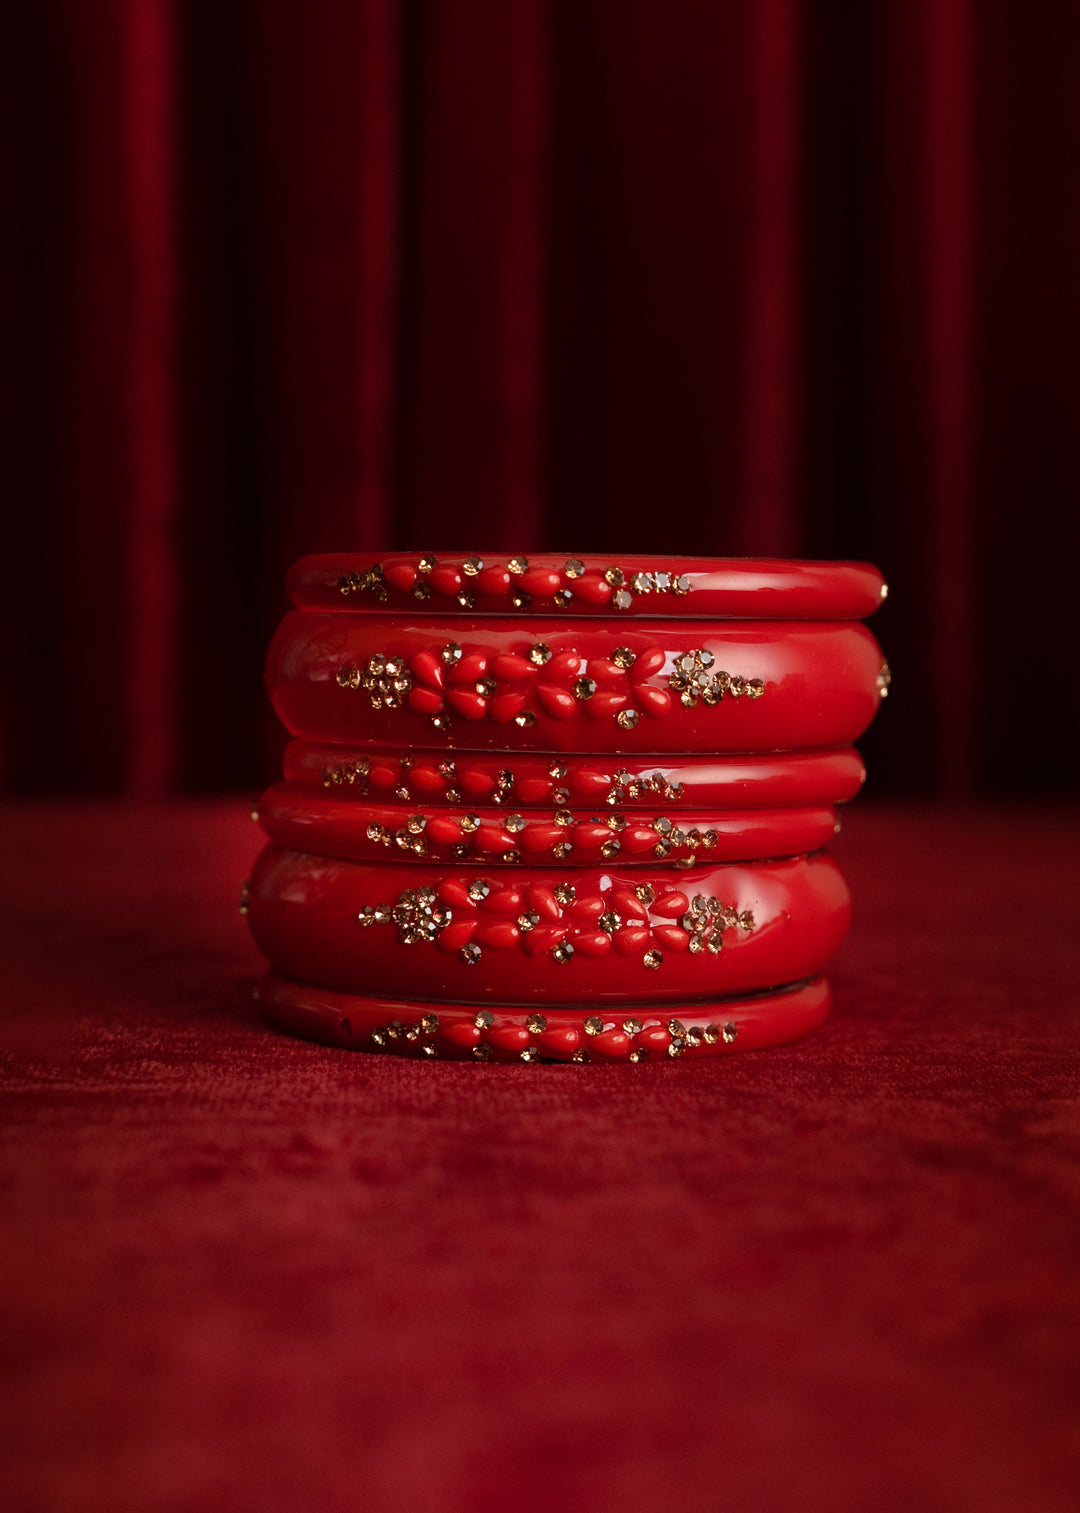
[{"x1": 3, "y1": 0, "x2": 1079, "y2": 797}]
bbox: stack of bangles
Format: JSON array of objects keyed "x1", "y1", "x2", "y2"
[{"x1": 247, "y1": 552, "x2": 888, "y2": 1063}]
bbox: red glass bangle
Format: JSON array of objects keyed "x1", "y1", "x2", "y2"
[
  {"x1": 245, "y1": 846, "x2": 851, "y2": 1006},
  {"x1": 283, "y1": 740, "x2": 867, "y2": 809},
  {"x1": 287, "y1": 552, "x2": 887, "y2": 621},
  {"x1": 267, "y1": 613, "x2": 886, "y2": 753},
  {"x1": 256, "y1": 782, "x2": 840, "y2": 867},
  {"x1": 258, "y1": 970, "x2": 833, "y2": 1062}
]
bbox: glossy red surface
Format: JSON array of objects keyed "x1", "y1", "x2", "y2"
[
  {"x1": 258, "y1": 971, "x2": 833, "y2": 1061},
  {"x1": 246, "y1": 846, "x2": 851, "y2": 1005},
  {"x1": 257, "y1": 782, "x2": 839, "y2": 866},
  {"x1": 288, "y1": 552, "x2": 888, "y2": 620},
  {"x1": 283, "y1": 739, "x2": 868, "y2": 808},
  {"x1": 267, "y1": 613, "x2": 885, "y2": 753}
]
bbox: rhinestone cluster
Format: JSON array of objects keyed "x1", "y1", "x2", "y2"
[
  {"x1": 336, "y1": 555, "x2": 693, "y2": 612},
  {"x1": 320, "y1": 753, "x2": 687, "y2": 810},
  {"x1": 358, "y1": 875, "x2": 753, "y2": 968},
  {"x1": 334, "y1": 641, "x2": 765, "y2": 733},
  {"x1": 357, "y1": 1007, "x2": 740, "y2": 1062}
]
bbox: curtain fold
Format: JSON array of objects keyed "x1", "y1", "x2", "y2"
[{"x1": 1, "y1": 0, "x2": 1077, "y2": 796}]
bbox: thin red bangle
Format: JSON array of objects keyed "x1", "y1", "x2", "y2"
[
  {"x1": 283, "y1": 740, "x2": 867, "y2": 809},
  {"x1": 287, "y1": 553, "x2": 887, "y2": 620},
  {"x1": 245, "y1": 846, "x2": 850, "y2": 1005},
  {"x1": 258, "y1": 970, "x2": 832, "y2": 1061},
  {"x1": 256, "y1": 783, "x2": 839, "y2": 867},
  {"x1": 267, "y1": 613, "x2": 886, "y2": 753}
]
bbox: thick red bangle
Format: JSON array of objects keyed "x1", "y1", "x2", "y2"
[
  {"x1": 266, "y1": 613, "x2": 885, "y2": 753},
  {"x1": 283, "y1": 740, "x2": 867, "y2": 809},
  {"x1": 245, "y1": 846, "x2": 850, "y2": 1005},
  {"x1": 256, "y1": 783, "x2": 839, "y2": 867},
  {"x1": 258, "y1": 970, "x2": 832, "y2": 1061},
  {"x1": 287, "y1": 552, "x2": 887, "y2": 621}
]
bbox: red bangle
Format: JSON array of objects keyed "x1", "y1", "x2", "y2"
[
  {"x1": 245, "y1": 846, "x2": 850, "y2": 1006},
  {"x1": 287, "y1": 552, "x2": 887, "y2": 621},
  {"x1": 283, "y1": 740, "x2": 867, "y2": 809},
  {"x1": 267, "y1": 613, "x2": 885, "y2": 753},
  {"x1": 258, "y1": 970, "x2": 833, "y2": 1062},
  {"x1": 256, "y1": 783, "x2": 839, "y2": 867}
]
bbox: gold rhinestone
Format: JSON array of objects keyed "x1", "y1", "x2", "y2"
[
  {"x1": 387, "y1": 1021, "x2": 404, "y2": 1039},
  {"x1": 688, "y1": 935, "x2": 705, "y2": 954},
  {"x1": 616, "y1": 708, "x2": 639, "y2": 729},
  {"x1": 421, "y1": 1042, "x2": 438, "y2": 1058},
  {"x1": 636, "y1": 884, "x2": 655, "y2": 905},
  {"x1": 461, "y1": 814, "x2": 480, "y2": 834},
  {"x1": 457, "y1": 591, "x2": 475, "y2": 609},
  {"x1": 612, "y1": 646, "x2": 634, "y2": 668},
  {"x1": 418, "y1": 555, "x2": 436, "y2": 573},
  {"x1": 553, "y1": 842, "x2": 572, "y2": 859},
  {"x1": 504, "y1": 849, "x2": 521, "y2": 863},
  {"x1": 628, "y1": 1048, "x2": 648, "y2": 1062},
  {"x1": 673, "y1": 574, "x2": 691, "y2": 595},
  {"x1": 407, "y1": 814, "x2": 426, "y2": 834},
  {"x1": 432, "y1": 715, "x2": 451, "y2": 732},
  {"x1": 446, "y1": 788, "x2": 462, "y2": 803},
  {"x1": 598, "y1": 911, "x2": 621, "y2": 932},
  {"x1": 553, "y1": 787, "x2": 570, "y2": 805},
  {"x1": 554, "y1": 883, "x2": 576, "y2": 904},
  {"x1": 414, "y1": 582, "x2": 432, "y2": 600},
  {"x1": 574, "y1": 676, "x2": 596, "y2": 700},
  {"x1": 564, "y1": 559, "x2": 585, "y2": 578},
  {"x1": 554, "y1": 809, "x2": 574, "y2": 826},
  {"x1": 511, "y1": 591, "x2": 531, "y2": 610},
  {"x1": 738, "y1": 911, "x2": 755, "y2": 931},
  {"x1": 526, "y1": 1013, "x2": 547, "y2": 1033},
  {"x1": 420, "y1": 1013, "x2": 439, "y2": 1034},
  {"x1": 723, "y1": 1021, "x2": 738, "y2": 1043},
  {"x1": 668, "y1": 1039, "x2": 686, "y2": 1058},
  {"x1": 517, "y1": 912, "x2": 540, "y2": 931},
  {"x1": 515, "y1": 712, "x2": 536, "y2": 727},
  {"x1": 674, "y1": 857, "x2": 695, "y2": 869},
  {"x1": 643, "y1": 949, "x2": 662, "y2": 969},
  {"x1": 553, "y1": 590, "x2": 573, "y2": 608},
  {"x1": 583, "y1": 1017, "x2": 604, "y2": 1036},
  {"x1": 505, "y1": 813, "x2": 525, "y2": 832},
  {"x1": 622, "y1": 1018, "x2": 643, "y2": 1036},
  {"x1": 474, "y1": 1009, "x2": 494, "y2": 1029},
  {"x1": 463, "y1": 557, "x2": 483, "y2": 576},
  {"x1": 441, "y1": 642, "x2": 462, "y2": 664},
  {"x1": 467, "y1": 878, "x2": 490, "y2": 900},
  {"x1": 476, "y1": 678, "x2": 496, "y2": 697},
  {"x1": 549, "y1": 762, "x2": 567, "y2": 779},
  {"x1": 605, "y1": 566, "x2": 625, "y2": 586},
  {"x1": 686, "y1": 1026, "x2": 703, "y2": 1045},
  {"x1": 571, "y1": 1048, "x2": 588, "y2": 1062},
  {"x1": 613, "y1": 589, "x2": 633, "y2": 610},
  {"x1": 371, "y1": 1030, "x2": 386, "y2": 1047},
  {"x1": 600, "y1": 839, "x2": 620, "y2": 859},
  {"x1": 703, "y1": 1024, "x2": 719, "y2": 1043},
  {"x1": 655, "y1": 572, "x2": 671, "y2": 591},
  {"x1": 508, "y1": 555, "x2": 528, "y2": 574},
  {"x1": 473, "y1": 1044, "x2": 493, "y2": 1061},
  {"x1": 606, "y1": 814, "x2": 626, "y2": 831},
  {"x1": 668, "y1": 1018, "x2": 686, "y2": 1037},
  {"x1": 654, "y1": 841, "x2": 671, "y2": 858},
  {"x1": 552, "y1": 941, "x2": 575, "y2": 963},
  {"x1": 631, "y1": 571, "x2": 651, "y2": 593},
  {"x1": 521, "y1": 1047, "x2": 541, "y2": 1062}
]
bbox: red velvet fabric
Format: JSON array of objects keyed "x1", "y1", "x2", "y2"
[
  {"x1": 2, "y1": 800, "x2": 1078, "y2": 1510},
  {"x1": 3, "y1": 2, "x2": 1079, "y2": 797}
]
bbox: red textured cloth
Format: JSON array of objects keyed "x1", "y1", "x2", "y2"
[{"x1": 1, "y1": 801, "x2": 1078, "y2": 1512}]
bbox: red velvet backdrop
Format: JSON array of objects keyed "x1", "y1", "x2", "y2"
[{"x1": 2, "y1": 0, "x2": 1078, "y2": 798}]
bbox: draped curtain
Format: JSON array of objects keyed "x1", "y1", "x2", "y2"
[{"x1": 2, "y1": 0, "x2": 1077, "y2": 796}]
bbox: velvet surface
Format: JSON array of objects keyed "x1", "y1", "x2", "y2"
[{"x1": 1, "y1": 800, "x2": 1078, "y2": 1511}]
